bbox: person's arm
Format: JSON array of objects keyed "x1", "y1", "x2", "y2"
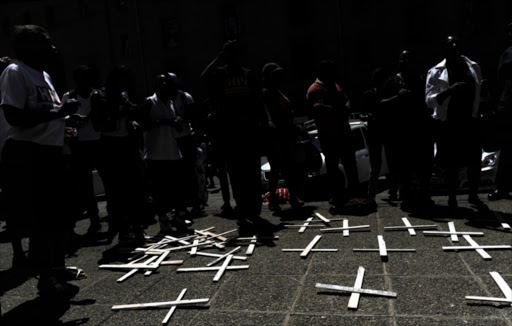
[
  {"x1": 200, "y1": 40, "x2": 235, "y2": 80},
  {"x1": 3, "y1": 101, "x2": 78, "y2": 128}
]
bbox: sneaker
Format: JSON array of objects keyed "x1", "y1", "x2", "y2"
[{"x1": 87, "y1": 217, "x2": 101, "y2": 234}]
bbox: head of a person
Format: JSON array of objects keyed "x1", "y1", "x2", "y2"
[
  {"x1": 398, "y1": 50, "x2": 418, "y2": 77},
  {"x1": 11, "y1": 25, "x2": 55, "y2": 70},
  {"x1": 105, "y1": 65, "x2": 130, "y2": 93},
  {"x1": 72, "y1": 65, "x2": 94, "y2": 90},
  {"x1": 370, "y1": 67, "x2": 387, "y2": 89},
  {"x1": 443, "y1": 35, "x2": 464, "y2": 61},
  {"x1": 154, "y1": 73, "x2": 170, "y2": 97},
  {"x1": 262, "y1": 62, "x2": 284, "y2": 88},
  {"x1": 317, "y1": 60, "x2": 336, "y2": 84}
]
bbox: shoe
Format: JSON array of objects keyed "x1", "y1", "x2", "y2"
[
  {"x1": 158, "y1": 216, "x2": 174, "y2": 235},
  {"x1": 221, "y1": 202, "x2": 234, "y2": 216},
  {"x1": 237, "y1": 218, "x2": 254, "y2": 237},
  {"x1": 488, "y1": 189, "x2": 510, "y2": 201},
  {"x1": 38, "y1": 277, "x2": 79, "y2": 302},
  {"x1": 329, "y1": 205, "x2": 344, "y2": 215},
  {"x1": 468, "y1": 195, "x2": 488, "y2": 210},
  {"x1": 388, "y1": 194, "x2": 399, "y2": 201}
]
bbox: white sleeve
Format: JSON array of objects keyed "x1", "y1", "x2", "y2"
[
  {"x1": 0, "y1": 66, "x2": 28, "y2": 110},
  {"x1": 425, "y1": 68, "x2": 441, "y2": 109},
  {"x1": 184, "y1": 91, "x2": 194, "y2": 105}
]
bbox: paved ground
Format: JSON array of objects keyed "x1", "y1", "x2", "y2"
[{"x1": 0, "y1": 183, "x2": 511, "y2": 326}]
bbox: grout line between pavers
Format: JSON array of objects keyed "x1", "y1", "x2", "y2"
[
  {"x1": 281, "y1": 241, "x2": 317, "y2": 326},
  {"x1": 376, "y1": 208, "x2": 399, "y2": 326}
]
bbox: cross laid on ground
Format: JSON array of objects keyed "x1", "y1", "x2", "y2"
[
  {"x1": 284, "y1": 213, "x2": 343, "y2": 233},
  {"x1": 176, "y1": 254, "x2": 249, "y2": 282},
  {"x1": 442, "y1": 235, "x2": 512, "y2": 260},
  {"x1": 423, "y1": 221, "x2": 483, "y2": 242},
  {"x1": 282, "y1": 235, "x2": 338, "y2": 258},
  {"x1": 316, "y1": 266, "x2": 397, "y2": 309},
  {"x1": 233, "y1": 235, "x2": 280, "y2": 255},
  {"x1": 353, "y1": 235, "x2": 416, "y2": 258},
  {"x1": 320, "y1": 219, "x2": 370, "y2": 236},
  {"x1": 466, "y1": 271, "x2": 512, "y2": 305},
  {"x1": 111, "y1": 288, "x2": 210, "y2": 325},
  {"x1": 384, "y1": 217, "x2": 437, "y2": 236}
]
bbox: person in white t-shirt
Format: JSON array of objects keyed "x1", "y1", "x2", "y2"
[
  {"x1": 62, "y1": 65, "x2": 102, "y2": 234},
  {"x1": 0, "y1": 25, "x2": 80, "y2": 302},
  {"x1": 141, "y1": 74, "x2": 188, "y2": 235}
]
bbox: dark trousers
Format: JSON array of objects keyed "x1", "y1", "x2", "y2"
[
  {"x1": 216, "y1": 131, "x2": 262, "y2": 221},
  {"x1": 97, "y1": 136, "x2": 146, "y2": 233},
  {"x1": 176, "y1": 135, "x2": 199, "y2": 208},
  {"x1": 146, "y1": 159, "x2": 186, "y2": 215},
  {"x1": 69, "y1": 140, "x2": 100, "y2": 216},
  {"x1": 2, "y1": 140, "x2": 68, "y2": 281},
  {"x1": 320, "y1": 136, "x2": 360, "y2": 205}
]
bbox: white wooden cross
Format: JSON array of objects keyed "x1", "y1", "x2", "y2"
[
  {"x1": 315, "y1": 266, "x2": 397, "y2": 309},
  {"x1": 320, "y1": 219, "x2": 370, "y2": 237},
  {"x1": 383, "y1": 217, "x2": 437, "y2": 236},
  {"x1": 284, "y1": 213, "x2": 343, "y2": 233},
  {"x1": 465, "y1": 272, "x2": 512, "y2": 305},
  {"x1": 176, "y1": 255, "x2": 249, "y2": 282},
  {"x1": 234, "y1": 235, "x2": 280, "y2": 255},
  {"x1": 112, "y1": 288, "x2": 209, "y2": 324},
  {"x1": 353, "y1": 235, "x2": 416, "y2": 258},
  {"x1": 423, "y1": 221, "x2": 483, "y2": 242},
  {"x1": 442, "y1": 235, "x2": 512, "y2": 260},
  {"x1": 282, "y1": 235, "x2": 338, "y2": 258}
]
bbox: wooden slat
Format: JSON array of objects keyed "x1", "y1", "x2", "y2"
[
  {"x1": 448, "y1": 222, "x2": 458, "y2": 242},
  {"x1": 213, "y1": 255, "x2": 233, "y2": 282},
  {"x1": 162, "y1": 288, "x2": 187, "y2": 325},
  {"x1": 462, "y1": 235, "x2": 492, "y2": 260},
  {"x1": 377, "y1": 235, "x2": 387, "y2": 257},
  {"x1": 112, "y1": 298, "x2": 210, "y2": 310},
  {"x1": 348, "y1": 266, "x2": 365, "y2": 309},
  {"x1": 300, "y1": 235, "x2": 322, "y2": 258}
]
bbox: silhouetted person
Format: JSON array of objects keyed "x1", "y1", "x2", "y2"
[
  {"x1": 426, "y1": 35, "x2": 484, "y2": 208},
  {"x1": 140, "y1": 74, "x2": 188, "y2": 235},
  {"x1": 62, "y1": 65, "x2": 102, "y2": 233},
  {"x1": 306, "y1": 60, "x2": 360, "y2": 214},
  {"x1": 0, "y1": 25, "x2": 80, "y2": 301},
  {"x1": 168, "y1": 72, "x2": 204, "y2": 216},
  {"x1": 91, "y1": 65, "x2": 146, "y2": 246},
  {"x1": 201, "y1": 40, "x2": 268, "y2": 235},
  {"x1": 360, "y1": 67, "x2": 388, "y2": 205},
  {"x1": 488, "y1": 22, "x2": 512, "y2": 201},
  {"x1": 262, "y1": 62, "x2": 304, "y2": 212},
  {"x1": 381, "y1": 50, "x2": 434, "y2": 211}
]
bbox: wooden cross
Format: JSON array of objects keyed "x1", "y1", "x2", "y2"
[
  {"x1": 282, "y1": 235, "x2": 338, "y2": 258},
  {"x1": 176, "y1": 255, "x2": 249, "y2": 282},
  {"x1": 316, "y1": 266, "x2": 396, "y2": 309},
  {"x1": 112, "y1": 288, "x2": 209, "y2": 325},
  {"x1": 423, "y1": 221, "x2": 483, "y2": 242},
  {"x1": 284, "y1": 213, "x2": 343, "y2": 233},
  {"x1": 384, "y1": 217, "x2": 437, "y2": 236},
  {"x1": 466, "y1": 272, "x2": 512, "y2": 305},
  {"x1": 442, "y1": 235, "x2": 512, "y2": 260},
  {"x1": 320, "y1": 219, "x2": 370, "y2": 237},
  {"x1": 353, "y1": 235, "x2": 416, "y2": 258},
  {"x1": 234, "y1": 235, "x2": 280, "y2": 255}
]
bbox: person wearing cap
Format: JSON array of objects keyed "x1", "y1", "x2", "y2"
[
  {"x1": 261, "y1": 62, "x2": 304, "y2": 212},
  {"x1": 425, "y1": 35, "x2": 485, "y2": 209}
]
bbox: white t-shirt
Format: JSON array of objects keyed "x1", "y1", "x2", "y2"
[
  {"x1": 173, "y1": 90, "x2": 194, "y2": 139},
  {"x1": 0, "y1": 62, "x2": 65, "y2": 146},
  {"x1": 143, "y1": 93, "x2": 182, "y2": 160},
  {"x1": 62, "y1": 91, "x2": 101, "y2": 141}
]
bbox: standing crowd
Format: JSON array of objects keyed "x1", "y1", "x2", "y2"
[{"x1": 1, "y1": 24, "x2": 512, "y2": 306}]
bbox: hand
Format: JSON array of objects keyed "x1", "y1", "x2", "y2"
[
  {"x1": 449, "y1": 82, "x2": 468, "y2": 94},
  {"x1": 222, "y1": 40, "x2": 237, "y2": 54},
  {"x1": 59, "y1": 99, "x2": 80, "y2": 117},
  {"x1": 398, "y1": 88, "x2": 412, "y2": 97},
  {"x1": 66, "y1": 114, "x2": 86, "y2": 127}
]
